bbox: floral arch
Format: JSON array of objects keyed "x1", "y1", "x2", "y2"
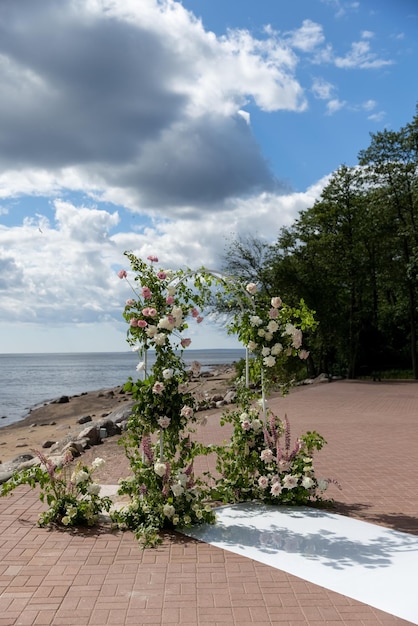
[{"x1": 115, "y1": 252, "x2": 331, "y2": 546}]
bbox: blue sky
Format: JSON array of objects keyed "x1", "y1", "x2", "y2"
[{"x1": 0, "y1": 0, "x2": 416, "y2": 353}]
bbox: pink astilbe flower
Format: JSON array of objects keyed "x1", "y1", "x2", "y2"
[
  {"x1": 163, "y1": 462, "x2": 171, "y2": 482},
  {"x1": 284, "y1": 414, "x2": 291, "y2": 453},
  {"x1": 141, "y1": 435, "x2": 154, "y2": 464},
  {"x1": 34, "y1": 449, "x2": 58, "y2": 479}
]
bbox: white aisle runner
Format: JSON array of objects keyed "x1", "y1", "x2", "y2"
[{"x1": 181, "y1": 502, "x2": 418, "y2": 624}]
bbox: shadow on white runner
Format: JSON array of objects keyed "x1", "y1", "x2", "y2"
[{"x1": 181, "y1": 502, "x2": 418, "y2": 624}]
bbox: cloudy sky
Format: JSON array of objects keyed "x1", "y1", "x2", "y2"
[{"x1": 0, "y1": 0, "x2": 416, "y2": 353}]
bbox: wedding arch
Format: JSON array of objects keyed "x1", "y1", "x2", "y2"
[{"x1": 113, "y1": 251, "x2": 330, "y2": 546}]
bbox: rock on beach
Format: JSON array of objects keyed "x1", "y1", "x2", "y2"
[{"x1": 0, "y1": 364, "x2": 237, "y2": 482}]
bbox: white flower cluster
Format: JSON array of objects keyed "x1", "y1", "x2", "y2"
[
  {"x1": 245, "y1": 283, "x2": 309, "y2": 366},
  {"x1": 239, "y1": 410, "x2": 263, "y2": 432},
  {"x1": 257, "y1": 473, "x2": 316, "y2": 497}
]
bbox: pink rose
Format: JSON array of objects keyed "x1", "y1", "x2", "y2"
[
  {"x1": 152, "y1": 381, "x2": 165, "y2": 395},
  {"x1": 142, "y1": 286, "x2": 152, "y2": 299},
  {"x1": 137, "y1": 320, "x2": 148, "y2": 328},
  {"x1": 157, "y1": 271, "x2": 167, "y2": 280},
  {"x1": 269, "y1": 307, "x2": 279, "y2": 319},
  {"x1": 117, "y1": 269, "x2": 127, "y2": 279},
  {"x1": 181, "y1": 338, "x2": 192, "y2": 348},
  {"x1": 147, "y1": 255, "x2": 158, "y2": 262},
  {"x1": 125, "y1": 299, "x2": 135, "y2": 306},
  {"x1": 180, "y1": 405, "x2": 194, "y2": 418},
  {"x1": 130, "y1": 318, "x2": 138, "y2": 327},
  {"x1": 142, "y1": 307, "x2": 157, "y2": 317},
  {"x1": 166, "y1": 295, "x2": 175, "y2": 305}
]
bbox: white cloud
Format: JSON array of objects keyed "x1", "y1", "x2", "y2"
[
  {"x1": 286, "y1": 19, "x2": 325, "y2": 52},
  {"x1": 335, "y1": 41, "x2": 393, "y2": 69},
  {"x1": 326, "y1": 98, "x2": 347, "y2": 114},
  {"x1": 368, "y1": 111, "x2": 386, "y2": 122},
  {"x1": 312, "y1": 77, "x2": 335, "y2": 100},
  {"x1": 0, "y1": 179, "x2": 327, "y2": 346},
  {"x1": 361, "y1": 99, "x2": 377, "y2": 111}
]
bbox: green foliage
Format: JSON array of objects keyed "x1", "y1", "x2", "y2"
[
  {"x1": 214, "y1": 405, "x2": 333, "y2": 505},
  {"x1": 116, "y1": 254, "x2": 218, "y2": 545},
  {"x1": 116, "y1": 252, "x2": 333, "y2": 545},
  {"x1": 1, "y1": 451, "x2": 112, "y2": 527},
  {"x1": 114, "y1": 436, "x2": 215, "y2": 547}
]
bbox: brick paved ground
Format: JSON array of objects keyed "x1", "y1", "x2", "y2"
[{"x1": 0, "y1": 380, "x2": 417, "y2": 625}]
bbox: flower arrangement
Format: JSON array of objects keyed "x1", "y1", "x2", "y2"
[
  {"x1": 116, "y1": 260, "x2": 335, "y2": 543},
  {"x1": 214, "y1": 403, "x2": 334, "y2": 505},
  {"x1": 0, "y1": 451, "x2": 112, "y2": 527},
  {"x1": 114, "y1": 253, "x2": 216, "y2": 545},
  {"x1": 213, "y1": 280, "x2": 337, "y2": 506},
  {"x1": 227, "y1": 281, "x2": 317, "y2": 395},
  {"x1": 116, "y1": 434, "x2": 215, "y2": 546}
]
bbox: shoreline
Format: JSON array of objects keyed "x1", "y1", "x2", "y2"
[{"x1": 0, "y1": 365, "x2": 236, "y2": 466}]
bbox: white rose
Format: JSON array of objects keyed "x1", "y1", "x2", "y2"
[
  {"x1": 271, "y1": 343, "x2": 283, "y2": 356},
  {"x1": 153, "y1": 332, "x2": 167, "y2": 346},
  {"x1": 176, "y1": 472, "x2": 188, "y2": 487},
  {"x1": 250, "y1": 315, "x2": 263, "y2": 327},
  {"x1": 158, "y1": 317, "x2": 175, "y2": 331},
  {"x1": 171, "y1": 482, "x2": 184, "y2": 497},
  {"x1": 302, "y1": 476, "x2": 314, "y2": 489},
  {"x1": 271, "y1": 297, "x2": 282, "y2": 308},
  {"x1": 247, "y1": 341, "x2": 257, "y2": 352},
  {"x1": 162, "y1": 368, "x2": 174, "y2": 379},
  {"x1": 263, "y1": 355, "x2": 276, "y2": 367},
  {"x1": 171, "y1": 306, "x2": 183, "y2": 327},
  {"x1": 145, "y1": 324, "x2": 157, "y2": 337},
  {"x1": 261, "y1": 346, "x2": 271, "y2": 356},
  {"x1": 154, "y1": 462, "x2": 167, "y2": 477},
  {"x1": 163, "y1": 504, "x2": 175, "y2": 518},
  {"x1": 267, "y1": 320, "x2": 278, "y2": 333},
  {"x1": 246, "y1": 282, "x2": 257, "y2": 295}
]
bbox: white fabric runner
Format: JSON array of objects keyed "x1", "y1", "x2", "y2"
[{"x1": 182, "y1": 502, "x2": 418, "y2": 624}]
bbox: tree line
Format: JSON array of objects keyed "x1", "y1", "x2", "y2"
[{"x1": 222, "y1": 105, "x2": 418, "y2": 380}]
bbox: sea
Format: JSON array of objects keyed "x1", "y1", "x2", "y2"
[{"x1": 0, "y1": 349, "x2": 245, "y2": 428}]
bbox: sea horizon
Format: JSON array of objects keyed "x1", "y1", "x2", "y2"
[{"x1": 0, "y1": 348, "x2": 245, "y2": 427}]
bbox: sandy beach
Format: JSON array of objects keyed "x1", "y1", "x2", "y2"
[{"x1": 0, "y1": 367, "x2": 235, "y2": 467}]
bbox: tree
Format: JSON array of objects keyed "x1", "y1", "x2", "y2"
[{"x1": 358, "y1": 108, "x2": 418, "y2": 378}]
